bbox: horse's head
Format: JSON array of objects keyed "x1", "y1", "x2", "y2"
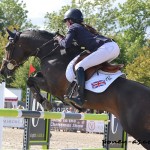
[
  {"x1": 0, "y1": 29, "x2": 55, "y2": 78},
  {"x1": 0, "y1": 28, "x2": 82, "y2": 79},
  {"x1": 0, "y1": 29, "x2": 24, "y2": 77}
]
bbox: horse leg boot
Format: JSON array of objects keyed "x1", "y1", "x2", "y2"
[
  {"x1": 29, "y1": 86, "x2": 52, "y2": 111},
  {"x1": 71, "y1": 67, "x2": 85, "y2": 108},
  {"x1": 27, "y1": 76, "x2": 52, "y2": 111}
]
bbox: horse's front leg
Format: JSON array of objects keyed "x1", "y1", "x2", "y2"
[{"x1": 27, "y1": 72, "x2": 52, "y2": 111}]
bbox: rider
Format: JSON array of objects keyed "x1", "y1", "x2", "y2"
[{"x1": 55, "y1": 8, "x2": 120, "y2": 107}]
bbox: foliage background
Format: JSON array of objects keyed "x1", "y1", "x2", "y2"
[{"x1": 0, "y1": 0, "x2": 149, "y2": 99}]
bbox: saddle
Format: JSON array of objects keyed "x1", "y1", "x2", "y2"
[
  {"x1": 64, "y1": 50, "x2": 124, "y2": 110},
  {"x1": 74, "y1": 50, "x2": 124, "y2": 80}
]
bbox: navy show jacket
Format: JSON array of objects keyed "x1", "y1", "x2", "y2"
[{"x1": 59, "y1": 23, "x2": 110, "y2": 52}]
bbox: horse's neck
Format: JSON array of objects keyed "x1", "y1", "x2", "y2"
[
  {"x1": 41, "y1": 45, "x2": 80, "y2": 67},
  {"x1": 39, "y1": 46, "x2": 80, "y2": 100},
  {"x1": 32, "y1": 41, "x2": 52, "y2": 59},
  {"x1": 40, "y1": 59, "x2": 67, "y2": 99}
]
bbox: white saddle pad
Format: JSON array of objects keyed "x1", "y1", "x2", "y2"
[{"x1": 85, "y1": 70, "x2": 125, "y2": 93}]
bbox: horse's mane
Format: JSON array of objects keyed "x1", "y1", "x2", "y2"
[
  {"x1": 21, "y1": 29, "x2": 55, "y2": 40},
  {"x1": 21, "y1": 29, "x2": 80, "y2": 50}
]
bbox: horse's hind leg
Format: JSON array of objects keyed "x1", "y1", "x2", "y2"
[{"x1": 27, "y1": 72, "x2": 52, "y2": 111}]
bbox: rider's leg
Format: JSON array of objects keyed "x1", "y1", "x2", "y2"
[
  {"x1": 65, "y1": 42, "x2": 120, "y2": 107},
  {"x1": 76, "y1": 67, "x2": 85, "y2": 104},
  {"x1": 72, "y1": 42, "x2": 120, "y2": 107},
  {"x1": 75, "y1": 41, "x2": 120, "y2": 70},
  {"x1": 70, "y1": 67, "x2": 85, "y2": 107}
]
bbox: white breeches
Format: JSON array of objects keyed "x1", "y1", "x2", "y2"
[{"x1": 66, "y1": 41, "x2": 120, "y2": 82}]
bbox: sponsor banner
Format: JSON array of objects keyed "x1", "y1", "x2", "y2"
[
  {"x1": 3, "y1": 118, "x2": 24, "y2": 128},
  {"x1": 3, "y1": 117, "x2": 104, "y2": 133},
  {"x1": 51, "y1": 119, "x2": 86, "y2": 132},
  {"x1": 29, "y1": 98, "x2": 48, "y2": 141},
  {"x1": 29, "y1": 116, "x2": 47, "y2": 141},
  {"x1": 86, "y1": 120, "x2": 104, "y2": 133},
  {"x1": 51, "y1": 119, "x2": 104, "y2": 133}
]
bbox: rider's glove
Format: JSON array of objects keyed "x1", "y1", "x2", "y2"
[
  {"x1": 54, "y1": 35, "x2": 63, "y2": 42},
  {"x1": 54, "y1": 30, "x2": 64, "y2": 42}
]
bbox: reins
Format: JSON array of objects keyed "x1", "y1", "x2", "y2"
[{"x1": 35, "y1": 39, "x2": 59, "y2": 61}]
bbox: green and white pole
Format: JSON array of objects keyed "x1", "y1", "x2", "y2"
[{"x1": 0, "y1": 109, "x2": 109, "y2": 121}]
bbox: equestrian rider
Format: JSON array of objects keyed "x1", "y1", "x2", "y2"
[{"x1": 55, "y1": 8, "x2": 120, "y2": 107}]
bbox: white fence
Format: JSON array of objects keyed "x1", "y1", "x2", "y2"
[{"x1": 0, "y1": 82, "x2": 5, "y2": 148}]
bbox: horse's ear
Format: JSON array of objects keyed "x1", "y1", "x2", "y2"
[{"x1": 6, "y1": 28, "x2": 16, "y2": 39}]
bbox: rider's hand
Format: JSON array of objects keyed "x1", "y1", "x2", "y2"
[
  {"x1": 54, "y1": 35, "x2": 63, "y2": 42},
  {"x1": 54, "y1": 30, "x2": 64, "y2": 42},
  {"x1": 54, "y1": 31, "x2": 64, "y2": 43}
]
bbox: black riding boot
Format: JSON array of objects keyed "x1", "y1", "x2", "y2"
[{"x1": 71, "y1": 67, "x2": 85, "y2": 107}]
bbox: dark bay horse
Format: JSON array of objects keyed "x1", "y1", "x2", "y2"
[{"x1": 0, "y1": 29, "x2": 150, "y2": 149}]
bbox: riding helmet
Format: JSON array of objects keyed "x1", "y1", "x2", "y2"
[{"x1": 64, "y1": 8, "x2": 83, "y2": 23}]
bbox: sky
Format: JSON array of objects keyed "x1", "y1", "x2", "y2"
[
  {"x1": 21, "y1": 0, "x2": 71, "y2": 29},
  {"x1": 22, "y1": 0, "x2": 125, "y2": 29}
]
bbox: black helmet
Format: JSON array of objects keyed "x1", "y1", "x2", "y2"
[{"x1": 64, "y1": 8, "x2": 83, "y2": 23}]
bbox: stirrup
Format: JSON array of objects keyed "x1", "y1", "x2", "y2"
[
  {"x1": 64, "y1": 95, "x2": 84, "y2": 108},
  {"x1": 70, "y1": 96, "x2": 84, "y2": 108}
]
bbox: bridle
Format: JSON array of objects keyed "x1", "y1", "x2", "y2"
[
  {"x1": 3, "y1": 32, "x2": 21, "y2": 70},
  {"x1": 3, "y1": 31, "x2": 59, "y2": 71}
]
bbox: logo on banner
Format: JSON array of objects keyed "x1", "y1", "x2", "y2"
[
  {"x1": 88, "y1": 121, "x2": 95, "y2": 131},
  {"x1": 111, "y1": 114, "x2": 118, "y2": 134},
  {"x1": 32, "y1": 98, "x2": 44, "y2": 127}
]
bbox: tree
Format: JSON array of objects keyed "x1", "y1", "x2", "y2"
[
  {"x1": 44, "y1": 0, "x2": 118, "y2": 35},
  {"x1": 116, "y1": 0, "x2": 150, "y2": 86},
  {"x1": 0, "y1": 0, "x2": 35, "y2": 33},
  {"x1": 1, "y1": 0, "x2": 149, "y2": 94},
  {"x1": 0, "y1": 0, "x2": 37, "y2": 88},
  {"x1": 125, "y1": 45, "x2": 150, "y2": 86},
  {"x1": 44, "y1": 0, "x2": 150, "y2": 85},
  {"x1": 116, "y1": 0, "x2": 150, "y2": 62},
  {"x1": 0, "y1": 0, "x2": 37, "y2": 62}
]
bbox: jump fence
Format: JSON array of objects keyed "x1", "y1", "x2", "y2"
[
  {"x1": 0, "y1": 108, "x2": 109, "y2": 120},
  {"x1": 0, "y1": 86, "x2": 127, "y2": 150}
]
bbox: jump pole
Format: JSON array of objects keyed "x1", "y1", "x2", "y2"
[
  {"x1": 0, "y1": 81, "x2": 5, "y2": 149},
  {"x1": 0, "y1": 109, "x2": 109, "y2": 121}
]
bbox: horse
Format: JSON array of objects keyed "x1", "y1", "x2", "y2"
[{"x1": 0, "y1": 29, "x2": 150, "y2": 149}]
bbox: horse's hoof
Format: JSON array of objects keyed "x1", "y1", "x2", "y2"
[{"x1": 42, "y1": 99, "x2": 53, "y2": 111}]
